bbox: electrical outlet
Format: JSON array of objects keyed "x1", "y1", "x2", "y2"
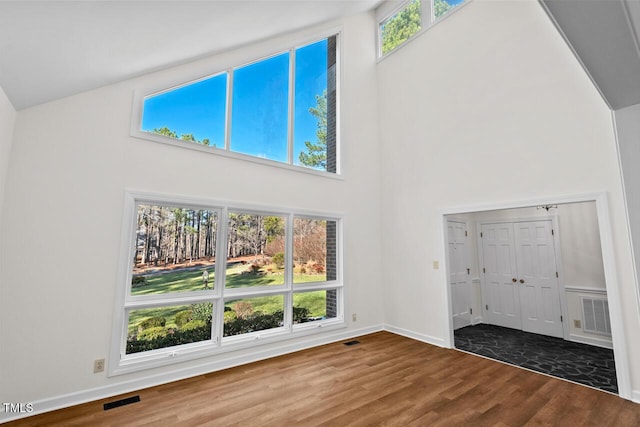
[
  {"x1": 574, "y1": 319, "x2": 582, "y2": 329},
  {"x1": 352, "y1": 313, "x2": 357, "y2": 322},
  {"x1": 94, "y1": 358, "x2": 105, "y2": 373}
]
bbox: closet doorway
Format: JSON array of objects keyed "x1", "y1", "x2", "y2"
[{"x1": 441, "y1": 193, "x2": 630, "y2": 398}]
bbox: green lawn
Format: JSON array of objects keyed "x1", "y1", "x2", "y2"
[
  {"x1": 132, "y1": 263, "x2": 325, "y2": 295},
  {"x1": 129, "y1": 263, "x2": 329, "y2": 334}
]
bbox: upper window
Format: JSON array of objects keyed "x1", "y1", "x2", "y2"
[
  {"x1": 137, "y1": 34, "x2": 339, "y2": 174},
  {"x1": 110, "y1": 192, "x2": 343, "y2": 375},
  {"x1": 378, "y1": 0, "x2": 465, "y2": 56}
]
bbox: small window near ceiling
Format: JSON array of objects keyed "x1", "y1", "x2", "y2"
[{"x1": 378, "y1": 0, "x2": 466, "y2": 57}]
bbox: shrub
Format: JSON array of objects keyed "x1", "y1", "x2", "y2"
[
  {"x1": 249, "y1": 264, "x2": 261, "y2": 273},
  {"x1": 233, "y1": 301, "x2": 254, "y2": 319},
  {"x1": 224, "y1": 311, "x2": 237, "y2": 323},
  {"x1": 126, "y1": 323, "x2": 211, "y2": 354},
  {"x1": 272, "y1": 252, "x2": 285, "y2": 268},
  {"x1": 182, "y1": 319, "x2": 206, "y2": 331},
  {"x1": 175, "y1": 310, "x2": 193, "y2": 328},
  {"x1": 131, "y1": 276, "x2": 146, "y2": 287},
  {"x1": 137, "y1": 326, "x2": 170, "y2": 341},
  {"x1": 224, "y1": 311, "x2": 283, "y2": 336},
  {"x1": 191, "y1": 302, "x2": 213, "y2": 323},
  {"x1": 138, "y1": 316, "x2": 166, "y2": 332},
  {"x1": 293, "y1": 306, "x2": 311, "y2": 323},
  {"x1": 313, "y1": 264, "x2": 324, "y2": 274}
]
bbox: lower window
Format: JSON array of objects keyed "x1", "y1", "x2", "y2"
[{"x1": 110, "y1": 192, "x2": 343, "y2": 375}]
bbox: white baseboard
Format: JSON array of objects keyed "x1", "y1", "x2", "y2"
[
  {"x1": 631, "y1": 389, "x2": 640, "y2": 404},
  {"x1": 0, "y1": 324, "x2": 384, "y2": 424},
  {"x1": 382, "y1": 324, "x2": 446, "y2": 348},
  {"x1": 567, "y1": 333, "x2": 613, "y2": 349}
]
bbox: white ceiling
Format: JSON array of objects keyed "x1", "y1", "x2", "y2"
[
  {"x1": 542, "y1": 0, "x2": 640, "y2": 111},
  {"x1": 0, "y1": 0, "x2": 384, "y2": 110}
]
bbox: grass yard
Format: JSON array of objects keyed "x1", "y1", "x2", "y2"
[
  {"x1": 132, "y1": 262, "x2": 326, "y2": 295},
  {"x1": 128, "y1": 262, "x2": 330, "y2": 335}
]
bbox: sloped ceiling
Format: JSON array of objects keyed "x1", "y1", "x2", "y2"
[
  {"x1": 541, "y1": 0, "x2": 640, "y2": 111},
  {"x1": 0, "y1": 1, "x2": 384, "y2": 110}
]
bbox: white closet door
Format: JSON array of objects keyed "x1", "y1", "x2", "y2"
[
  {"x1": 481, "y1": 223, "x2": 521, "y2": 330},
  {"x1": 448, "y1": 220, "x2": 471, "y2": 330},
  {"x1": 514, "y1": 221, "x2": 563, "y2": 338}
]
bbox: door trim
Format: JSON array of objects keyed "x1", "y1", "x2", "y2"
[{"x1": 439, "y1": 192, "x2": 631, "y2": 400}]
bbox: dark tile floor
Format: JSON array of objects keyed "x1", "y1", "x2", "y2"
[{"x1": 454, "y1": 323, "x2": 617, "y2": 394}]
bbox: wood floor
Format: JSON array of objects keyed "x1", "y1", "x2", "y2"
[{"x1": 6, "y1": 331, "x2": 640, "y2": 426}]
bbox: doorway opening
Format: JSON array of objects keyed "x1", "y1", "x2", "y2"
[{"x1": 441, "y1": 193, "x2": 630, "y2": 398}]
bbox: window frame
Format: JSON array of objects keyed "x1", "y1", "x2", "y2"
[
  {"x1": 110, "y1": 190, "x2": 344, "y2": 376},
  {"x1": 376, "y1": 0, "x2": 469, "y2": 58},
  {"x1": 130, "y1": 29, "x2": 342, "y2": 179}
]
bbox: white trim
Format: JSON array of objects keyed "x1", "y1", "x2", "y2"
[
  {"x1": 565, "y1": 286, "x2": 608, "y2": 295},
  {"x1": 383, "y1": 324, "x2": 446, "y2": 347},
  {"x1": 438, "y1": 192, "x2": 632, "y2": 400},
  {"x1": 568, "y1": 333, "x2": 613, "y2": 350},
  {"x1": 632, "y1": 389, "x2": 640, "y2": 404}
]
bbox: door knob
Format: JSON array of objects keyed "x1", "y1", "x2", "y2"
[
  {"x1": 519, "y1": 279, "x2": 525, "y2": 284},
  {"x1": 512, "y1": 278, "x2": 517, "y2": 283}
]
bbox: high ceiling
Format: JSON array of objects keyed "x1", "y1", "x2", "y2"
[
  {"x1": 0, "y1": 0, "x2": 384, "y2": 110},
  {"x1": 542, "y1": 0, "x2": 640, "y2": 111}
]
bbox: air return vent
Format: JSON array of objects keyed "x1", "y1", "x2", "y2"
[{"x1": 581, "y1": 297, "x2": 611, "y2": 336}]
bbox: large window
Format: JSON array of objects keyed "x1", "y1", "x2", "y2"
[
  {"x1": 111, "y1": 192, "x2": 342, "y2": 375},
  {"x1": 378, "y1": 0, "x2": 466, "y2": 56},
  {"x1": 135, "y1": 34, "x2": 339, "y2": 174}
]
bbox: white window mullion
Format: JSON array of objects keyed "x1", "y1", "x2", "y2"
[
  {"x1": 285, "y1": 213, "x2": 294, "y2": 291},
  {"x1": 423, "y1": 0, "x2": 434, "y2": 26},
  {"x1": 287, "y1": 48, "x2": 296, "y2": 166},
  {"x1": 216, "y1": 207, "x2": 230, "y2": 343},
  {"x1": 225, "y1": 69, "x2": 233, "y2": 151}
]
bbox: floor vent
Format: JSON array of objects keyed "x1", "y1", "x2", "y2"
[
  {"x1": 103, "y1": 395, "x2": 141, "y2": 411},
  {"x1": 582, "y1": 297, "x2": 611, "y2": 336},
  {"x1": 343, "y1": 340, "x2": 360, "y2": 346}
]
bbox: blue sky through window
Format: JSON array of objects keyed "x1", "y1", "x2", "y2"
[
  {"x1": 142, "y1": 74, "x2": 227, "y2": 147},
  {"x1": 141, "y1": 38, "x2": 330, "y2": 168},
  {"x1": 231, "y1": 52, "x2": 290, "y2": 162},
  {"x1": 294, "y1": 39, "x2": 327, "y2": 167}
]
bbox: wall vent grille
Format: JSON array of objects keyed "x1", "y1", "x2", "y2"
[{"x1": 581, "y1": 297, "x2": 611, "y2": 336}]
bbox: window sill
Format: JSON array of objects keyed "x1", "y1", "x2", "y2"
[{"x1": 131, "y1": 130, "x2": 343, "y2": 181}]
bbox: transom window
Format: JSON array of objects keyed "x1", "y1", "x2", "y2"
[
  {"x1": 135, "y1": 34, "x2": 339, "y2": 174},
  {"x1": 111, "y1": 192, "x2": 343, "y2": 375},
  {"x1": 378, "y1": 0, "x2": 465, "y2": 56}
]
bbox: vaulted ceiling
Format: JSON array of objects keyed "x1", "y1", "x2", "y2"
[
  {"x1": 0, "y1": 0, "x2": 384, "y2": 110},
  {"x1": 542, "y1": 0, "x2": 640, "y2": 111},
  {"x1": 3, "y1": 1, "x2": 639, "y2": 112}
]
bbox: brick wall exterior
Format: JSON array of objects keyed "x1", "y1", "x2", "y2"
[
  {"x1": 326, "y1": 220, "x2": 337, "y2": 318},
  {"x1": 326, "y1": 35, "x2": 337, "y2": 174}
]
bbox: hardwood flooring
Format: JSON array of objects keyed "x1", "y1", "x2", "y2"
[{"x1": 6, "y1": 331, "x2": 640, "y2": 426}]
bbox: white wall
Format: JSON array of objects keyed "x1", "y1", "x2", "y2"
[
  {"x1": 0, "y1": 12, "x2": 383, "y2": 409},
  {"x1": 0, "y1": 84, "x2": 17, "y2": 408},
  {"x1": 614, "y1": 103, "x2": 640, "y2": 320},
  {"x1": 378, "y1": 0, "x2": 640, "y2": 392},
  {"x1": 0, "y1": 85, "x2": 16, "y2": 224}
]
